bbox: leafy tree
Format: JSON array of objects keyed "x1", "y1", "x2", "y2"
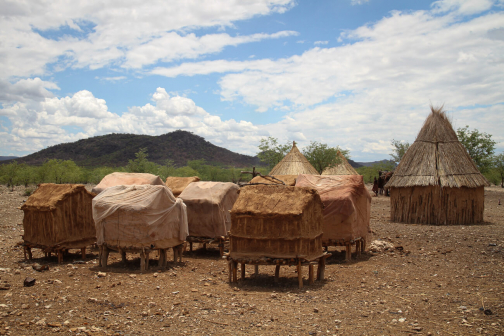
[
  {"x1": 257, "y1": 137, "x2": 291, "y2": 170},
  {"x1": 302, "y1": 141, "x2": 350, "y2": 174},
  {"x1": 390, "y1": 139, "x2": 410, "y2": 165},
  {"x1": 356, "y1": 162, "x2": 396, "y2": 184},
  {"x1": 42, "y1": 159, "x2": 82, "y2": 183},
  {"x1": 125, "y1": 148, "x2": 159, "y2": 174},
  {"x1": 0, "y1": 161, "x2": 19, "y2": 191},
  {"x1": 493, "y1": 153, "x2": 504, "y2": 188},
  {"x1": 17, "y1": 163, "x2": 36, "y2": 187},
  {"x1": 457, "y1": 126, "x2": 496, "y2": 173},
  {"x1": 157, "y1": 160, "x2": 176, "y2": 180}
]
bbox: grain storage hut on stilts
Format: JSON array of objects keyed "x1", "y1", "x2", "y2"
[
  {"x1": 165, "y1": 176, "x2": 200, "y2": 197},
  {"x1": 322, "y1": 151, "x2": 359, "y2": 175},
  {"x1": 21, "y1": 184, "x2": 96, "y2": 263},
  {"x1": 385, "y1": 106, "x2": 490, "y2": 225}
]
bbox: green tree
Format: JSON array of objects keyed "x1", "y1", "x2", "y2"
[
  {"x1": 257, "y1": 137, "x2": 291, "y2": 170},
  {"x1": 125, "y1": 148, "x2": 160, "y2": 174},
  {"x1": 0, "y1": 161, "x2": 19, "y2": 191},
  {"x1": 390, "y1": 139, "x2": 410, "y2": 165},
  {"x1": 17, "y1": 163, "x2": 36, "y2": 187},
  {"x1": 356, "y1": 162, "x2": 395, "y2": 184},
  {"x1": 302, "y1": 141, "x2": 350, "y2": 174},
  {"x1": 493, "y1": 153, "x2": 504, "y2": 188},
  {"x1": 42, "y1": 159, "x2": 82, "y2": 183},
  {"x1": 457, "y1": 126, "x2": 496, "y2": 173}
]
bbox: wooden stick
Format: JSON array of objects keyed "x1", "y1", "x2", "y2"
[
  {"x1": 274, "y1": 265, "x2": 280, "y2": 283},
  {"x1": 345, "y1": 244, "x2": 351, "y2": 262},
  {"x1": 81, "y1": 247, "x2": 86, "y2": 260},
  {"x1": 159, "y1": 249, "x2": 166, "y2": 267},
  {"x1": 297, "y1": 259, "x2": 303, "y2": 289},
  {"x1": 308, "y1": 264, "x2": 314, "y2": 285},
  {"x1": 241, "y1": 263, "x2": 246, "y2": 280},
  {"x1": 232, "y1": 261, "x2": 238, "y2": 283},
  {"x1": 120, "y1": 249, "x2": 127, "y2": 264},
  {"x1": 27, "y1": 246, "x2": 32, "y2": 260},
  {"x1": 254, "y1": 265, "x2": 259, "y2": 276}
]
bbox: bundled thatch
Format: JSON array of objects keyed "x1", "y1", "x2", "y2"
[
  {"x1": 249, "y1": 174, "x2": 298, "y2": 186},
  {"x1": 269, "y1": 142, "x2": 319, "y2": 175},
  {"x1": 229, "y1": 185, "x2": 324, "y2": 260},
  {"x1": 21, "y1": 184, "x2": 96, "y2": 250},
  {"x1": 322, "y1": 151, "x2": 358, "y2": 175},
  {"x1": 92, "y1": 172, "x2": 165, "y2": 194},
  {"x1": 178, "y1": 182, "x2": 240, "y2": 238},
  {"x1": 385, "y1": 106, "x2": 490, "y2": 225},
  {"x1": 165, "y1": 176, "x2": 200, "y2": 197}
]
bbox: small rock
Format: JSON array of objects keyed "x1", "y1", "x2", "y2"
[
  {"x1": 47, "y1": 322, "x2": 62, "y2": 327},
  {"x1": 97, "y1": 272, "x2": 106, "y2": 277},
  {"x1": 21, "y1": 304, "x2": 29, "y2": 309},
  {"x1": 88, "y1": 298, "x2": 98, "y2": 303},
  {"x1": 191, "y1": 288, "x2": 198, "y2": 292},
  {"x1": 0, "y1": 282, "x2": 11, "y2": 290},
  {"x1": 148, "y1": 302, "x2": 156, "y2": 307},
  {"x1": 412, "y1": 326, "x2": 422, "y2": 331},
  {"x1": 399, "y1": 318, "x2": 406, "y2": 323},
  {"x1": 129, "y1": 274, "x2": 136, "y2": 279},
  {"x1": 32, "y1": 264, "x2": 49, "y2": 272},
  {"x1": 35, "y1": 318, "x2": 47, "y2": 326},
  {"x1": 141, "y1": 311, "x2": 148, "y2": 317},
  {"x1": 23, "y1": 277, "x2": 36, "y2": 287},
  {"x1": 313, "y1": 308, "x2": 319, "y2": 313},
  {"x1": 14, "y1": 270, "x2": 20, "y2": 275}
]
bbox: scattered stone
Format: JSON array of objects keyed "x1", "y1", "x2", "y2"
[
  {"x1": 35, "y1": 318, "x2": 47, "y2": 325},
  {"x1": 47, "y1": 322, "x2": 62, "y2": 327},
  {"x1": 88, "y1": 298, "x2": 98, "y2": 303},
  {"x1": 313, "y1": 308, "x2": 319, "y2": 313},
  {"x1": 369, "y1": 240, "x2": 394, "y2": 253},
  {"x1": 129, "y1": 274, "x2": 136, "y2": 279},
  {"x1": 97, "y1": 272, "x2": 106, "y2": 277},
  {"x1": 14, "y1": 270, "x2": 20, "y2": 274},
  {"x1": 21, "y1": 304, "x2": 29, "y2": 309},
  {"x1": 32, "y1": 264, "x2": 49, "y2": 272},
  {"x1": 412, "y1": 326, "x2": 422, "y2": 331},
  {"x1": 23, "y1": 277, "x2": 36, "y2": 287},
  {"x1": 0, "y1": 281, "x2": 10, "y2": 290}
]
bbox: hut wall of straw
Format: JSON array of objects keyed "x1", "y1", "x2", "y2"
[
  {"x1": 21, "y1": 184, "x2": 96, "y2": 249},
  {"x1": 385, "y1": 106, "x2": 489, "y2": 225},
  {"x1": 390, "y1": 186, "x2": 484, "y2": 225},
  {"x1": 229, "y1": 185, "x2": 324, "y2": 260}
]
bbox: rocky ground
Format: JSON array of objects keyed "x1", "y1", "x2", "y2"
[{"x1": 0, "y1": 184, "x2": 502, "y2": 335}]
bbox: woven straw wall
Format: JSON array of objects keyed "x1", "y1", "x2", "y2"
[{"x1": 390, "y1": 186, "x2": 484, "y2": 225}]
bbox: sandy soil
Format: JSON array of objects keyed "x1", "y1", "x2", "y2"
[{"x1": 0, "y1": 184, "x2": 502, "y2": 335}]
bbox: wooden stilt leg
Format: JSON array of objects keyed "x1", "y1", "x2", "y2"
[
  {"x1": 232, "y1": 261, "x2": 238, "y2": 283},
  {"x1": 345, "y1": 244, "x2": 351, "y2": 262},
  {"x1": 297, "y1": 259, "x2": 303, "y2": 289},
  {"x1": 120, "y1": 249, "x2": 127, "y2": 264},
  {"x1": 361, "y1": 238, "x2": 366, "y2": 252},
  {"x1": 219, "y1": 242, "x2": 224, "y2": 257},
  {"x1": 228, "y1": 260, "x2": 233, "y2": 283},
  {"x1": 98, "y1": 245, "x2": 103, "y2": 267},
  {"x1": 178, "y1": 244, "x2": 183, "y2": 262},
  {"x1": 202, "y1": 243, "x2": 207, "y2": 251},
  {"x1": 159, "y1": 249, "x2": 166, "y2": 267},
  {"x1": 100, "y1": 246, "x2": 109, "y2": 268},
  {"x1": 274, "y1": 265, "x2": 280, "y2": 283},
  {"x1": 241, "y1": 263, "x2": 245, "y2": 280},
  {"x1": 81, "y1": 247, "x2": 86, "y2": 260},
  {"x1": 309, "y1": 264, "x2": 314, "y2": 285},
  {"x1": 26, "y1": 247, "x2": 32, "y2": 260},
  {"x1": 190, "y1": 242, "x2": 193, "y2": 252},
  {"x1": 317, "y1": 257, "x2": 326, "y2": 281},
  {"x1": 140, "y1": 250, "x2": 149, "y2": 272},
  {"x1": 58, "y1": 250, "x2": 63, "y2": 264},
  {"x1": 254, "y1": 265, "x2": 259, "y2": 276}
]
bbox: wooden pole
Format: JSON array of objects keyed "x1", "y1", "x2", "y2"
[
  {"x1": 190, "y1": 241, "x2": 193, "y2": 252},
  {"x1": 100, "y1": 246, "x2": 109, "y2": 268},
  {"x1": 254, "y1": 265, "x2": 259, "y2": 276},
  {"x1": 308, "y1": 264, "x2": 314, "y2": 285},
  {"x1": 241, "y1": 263, "x2": 246, "y2": 280},
  {"x1": 345, "y1": 244, "x2": 351, "y2": 262},
  {"x1": 58, "y1": 250, "x2": 63, "y2": 264},
  {"x1": 159, "y1": 249, "x2": 166, "y2": 267},
  {"x1": 317, "y1": 256, "x2": 326, "y2": 281},
  {"x1": 81, "y1": 247, "x2": 86, "y2": 260},
  {"x1": 120, "y1": 249, "x2": 127, "y2": 264},
  {"x1": 274, "y1": 265, "x2": 280, "y2": 282},
  {"x1": 232, "y1": 260, "x2": 238, "y2": 283},
  {"x1": 297, "y1": 259, "x2": 303, "y2": 289}
]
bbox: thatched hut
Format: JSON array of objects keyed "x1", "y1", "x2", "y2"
[
  {"x1": 322, "y1": 151, "x2": 359, "y2": 175},
  {"x1": 249, "y1": 174, "x2": 298, "y2": 186},
  {"x1": 92, "y1": 172, "x2": 165, "y2": 194},
  {"x1": 178, "y1": 182, "x2": 239, "y2": 255},
  {"x1": 92, "y1": 185, "x2": 188, "y2": 270},
  {"x1": 21, "y1": 184, "x2": 96, "y2": 262},
  {"x1": 269, "y1": 142, "x2": 318, "y2": 175},
  {"x1": 165, "y1": 176, "x2": 200, "y2": 197},
  {"x1": 295, "y1": 174, "x2": 371, "y2": 260},
  {"x1": 385, "y1": 106, "x2": 490, "y2": 225}
]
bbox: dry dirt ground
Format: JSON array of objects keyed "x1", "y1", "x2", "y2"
[{"x1": 0, "y1": 184, "x2": 503, "y2": 336}]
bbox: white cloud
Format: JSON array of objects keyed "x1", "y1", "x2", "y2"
[
  {"x1": 351, "y1": 0, "x2": 370, "y2": 5},
  {"x1": 431, "y1": 0, "x2": 494, "y2": 15},
  {"x1": 0, "y1": 0, "x2": 297, "y2": 78},
  {"x1": 314, "y1": 41, "x2": 328, "y2": 45},
  {"x1": 0, "y1": 78, "x2": 59, "y2": 104}
]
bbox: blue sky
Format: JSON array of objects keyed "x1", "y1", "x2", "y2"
[{"x1": 1, "y1": 0, "x2": 503, "y2": 162}]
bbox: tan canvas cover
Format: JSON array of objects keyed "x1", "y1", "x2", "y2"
[
  {"x1": 165, "y1": 176, "x2": 200, "y2": 197},
  {"x1": 249, "y1": 175, "x2": 297, "y2": 186},
  {"x1": 178, "y1": 182, "x2": 240, "y2": 238},
  {"x1": 92, "y1": 185, "x2": 188, "y2": 249},
  {"x1": 92, "y1": 172, "x2": 166, "y2": 194},
  {"x1": 295, "y1": 174, "x2": 371, "y2": 242},
  {"x1": 21, "y1": 184, "x2": 96, "y2": 249}
]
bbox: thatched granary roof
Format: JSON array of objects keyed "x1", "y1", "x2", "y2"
[
  {"x1": 269, "y1": 142, "x2": 318, "y2": 175},
  {"x1": 165, "y1": 176, "x2": 200, "y2": 197},
  {"x1": 21, "y1": 184, "x2": 95, "y2": 211},
  {"x1": 249, "y1": 175, "x2": 298, "y2": 186},
  {"x1": 321, "y1": 151, "x2": 358, "y2": 175},
  {"x1": 385, "y1": 106, "x2": 490, "y2": 189}
]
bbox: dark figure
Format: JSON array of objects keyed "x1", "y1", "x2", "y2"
[
  {"x1": 377, "y1": 171, "x2": 385, "y2": 195},
  {"x1": 372, "y1": 177, "x2": 379, "y2": 196}
]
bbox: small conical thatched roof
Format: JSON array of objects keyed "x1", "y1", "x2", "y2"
[
  {"x1": 321, "y1": 151, "x2": 358, "y2": 175},
  {"x1": 386, "y1": 106, "x2": 490, "y2": 189},
  {"x1": 269, "y1": 142, "x2": 319, "y2": 175}
]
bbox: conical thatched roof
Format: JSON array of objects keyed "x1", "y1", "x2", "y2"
[
  {"x1": 386, "y1": 106, "x2": 490, "y2": 189},
  {"x1": 269, "y1": 142, "x2": 319, "y2": 175},
  {"x1": 321, "y1": 151, "x2": 358, "y2": 175}
]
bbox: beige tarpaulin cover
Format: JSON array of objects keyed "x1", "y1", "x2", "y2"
[
  {"x1": 92, "y1": 185, "x2": 188, "y2": 249},
  {"x1": 21, "y1": 184, "x2": 96, "y2": 249},
  {"x1": 249, "y1": 175, "x2": 298, "y2": 186},
  {"x1": 92, "y1": 172, "x2": 166, "y2": 194},
  {"x1": 295, "y1": 174, "x2": 371, "y2": 242},
  {"x1": 178, "y1": 182, "x2": 240, "y2": 238},
  {"x1": 165, "y1": 176, "x2": 200, "y2": 197}
]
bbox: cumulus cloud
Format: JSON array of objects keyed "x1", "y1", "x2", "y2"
[
  {"x1": 0, "y1": 0, "x2": 297, "y2": 77},
  {"x1": 431, "y1": 0, "x2": 494, "y2": 15},
  {"x1": 351, "y1": 0, "x2": 370, "y2": 5},
  {"x1": 0, "y1": 88, "x2": 267, "y2": 156},
  {"x1": 0, "y1": 78, "x2": 59, "y2": 104}
]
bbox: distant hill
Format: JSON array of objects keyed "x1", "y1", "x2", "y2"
[
  {"x1": 0, "y1": 156, "x2": 18, "y2": 161},
  {"x1": 348, "y1": 159, "x2": 363, "y2": 168},
  {"x1": 356, "y1": 159, "x2": 395, "y2": 167},
  {"x1": 5, "y1": 131, "x2": 262, "y2": 168}
]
